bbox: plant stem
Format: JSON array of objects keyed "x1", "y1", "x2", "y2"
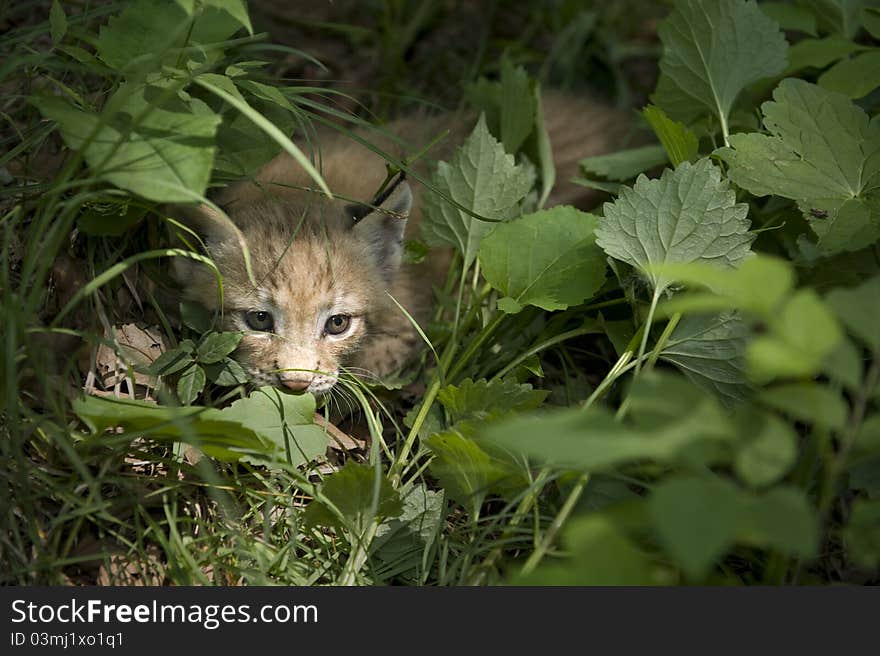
[{"x1": 635, "y1": 287, "x2": 662, "y2": 375}]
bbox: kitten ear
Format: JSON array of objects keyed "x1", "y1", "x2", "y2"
[{"x1": 350, "y1": 177, "x2": 413, "y2": 281}]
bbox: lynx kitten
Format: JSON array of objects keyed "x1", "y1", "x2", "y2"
[{"x1": 173, "y1": 94, "x2": 627, "y2": 395}]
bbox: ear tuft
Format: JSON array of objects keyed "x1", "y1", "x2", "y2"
[{"x1": 351, "y1": 180, "x2": 413, "y2": 281}]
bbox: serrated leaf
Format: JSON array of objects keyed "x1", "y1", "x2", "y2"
[
  {"x1": 465, "y1": 58, "x2": 537, "y2": 154},
  {"x1": 304, "y1": 461, "x2": 402, "y2": 532},
  {"x1": 760, "y1": 382, "x2": 849, "y2": 431},
  {"x1": 437, "y1": 378, "x2": 547, "y2": 425},
  {"x1": 50, "y1": 0, "x2": 67, "y2": 44},
  {"x1": 421, "y1": 115, "x2": 532, "y2": 268},
  {"x1": 734, "y1": 410, "x2": 798, "y2": 487},
  {"x1": 177, "y1": 364, "x2": 206, "y2": 404},
  {"x1": 196, "y1": 331, "x2": 242, "y2": 364},
  {"x1": 219, "y1": 387, "x2": 327, "y2": 469},
  {"x1": 825, "y1": 275, "x2": 880, "y2": 354},
  {"x1": 818, "y1": 50, "x2": 880, "y2": 98},
  {"x1": 579, "y1": 145, "x2": 668, "y2": 182},
  {"x1": 661, "y1": 313, "x2": 751, "y2": 403},
  {"x1": 595, "y1": 158, "x2": 754, "y2": 294},
  {"x1": 33, "y1": 83, "x2": 221, "y2": 202},
  {"x1": 802, "y1": 0, "x2": 866, "y2": 37},
  {"x1": 643, "y1": 105, "x2": 699, "y2": 167},
  {"x1": 718, "y1": 79, "x2": 880, "y2": 256},
  {"x1": 651, "y1": 0, "x2": 787, "y2": 132},
  {"x1": 478, "y1": 206, "x2": 606, "y2": 313}
]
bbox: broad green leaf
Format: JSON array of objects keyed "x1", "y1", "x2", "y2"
[
  {"x1": 818, "y1": 50, "x2": 880, "y2": 98},
  {"x1": 652, "y1": 0, "x2": 787, "y2": 134},
  {"x1": 642, "y1": 106, "x2": 699, "y2": 167},
  {"x1": 823, "y1": 336, "x2": 864, "y2": 391},
  {"x1": 422, "y1": 116, "x2": 532, "y2": 268},
  {"x1": 661, "y1": 313, "x2": 751, "y2": 403},
  {"x1": 761, "y1": 2, "x2": 818, "y2": 34},
  {"x1": 747, "y1": 289, "x2": 842, "y2": 382},
  {"x1": 802, "y1": 0, "x2": 867, "y2": 37},
  {"x1": 718, "y1": 79, "x2": 880, "y2": 256},
  {"x1": 514, "y1": 515, "x2": 660, "y2": 586},
  {"x1": 196, "y1": 331, "x2": 242, "y2": 364},
  {"x1": 425, "y1": 431, "x2": 513, "y2": 515},
  {"x1": 785, "y1": 35, "x2": 865, "y2": 73},
  {"x1": 72, "y1": 395, "x2": 273, "y2": 462},
  {"x1": 465, "y1": 58, "x2": 537, "y2": 154},
  {"x1": 734, "y1": 410, "x2": 798, "y2": 487},
  {"x1": 825, "y1": 275, "x2": 880, "y2": 353},
  {"x1": 219, "y1": 387, "x2": 327, "y2": 469},
  {"x1": 180, "y1": 301, "x2": 214, "y2": 333},
  {"x1": 304, "y1": 461, "x2": 403, "y2": 532},
  {"x1": 478, "y1": 206, "x2": 606, "y2": 313},
  {"x1": 863, "y1": 6, "x2": 880, "y2": 36},
  {"x1": 33, "y1": 83, "x2": 221, "y2": 202},
  {"x1": 843, "y1": 499, "x2": 880, "y2": 569},
  {"x1": 595, "y1": 158, "x2": 753, "y2": 294},
  {"x1": 146, "y1": 343, "x2": 195, "y2": 376},
  {"x1": 372, "y1": 484, "x2": 445, "y2": 580},
  {"x1": 77, "y1": 202, "x2": 146, "y2": 236},
  {"x1": 579, "y1": 145, "x2": 668, "y2": 182},
  {"x1": 760, "y1": 382, "x2": 849, "y2": 430},
  {"x1": 50, "y1": 0, "x2": 67, "y2": 44},
  {"x1": 437, "y1": 378, "x2": 547, "y2": 425},
  {"x1": 650, "y1": 476, "x2": 817, "y2": 579},
  {"x1": 203, "y1": 357, "x2": 248, "y2": 386},
  {"x1": 177, "y1": 364, "x2": 206, "y2": 404},
  {"x1": 482, "y1": 373, "x2": 736, "y2": 472}
]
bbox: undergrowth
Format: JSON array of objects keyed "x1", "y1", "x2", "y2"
[{"x1": 2, "y1": 0, "x2": 879, "y2": 585}]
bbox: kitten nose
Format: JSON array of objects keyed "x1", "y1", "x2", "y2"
[{"x1": 282, "y1": 378, "x2": 311, "y2": 392}]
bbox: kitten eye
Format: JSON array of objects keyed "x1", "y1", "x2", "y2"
[
  {"x1": 324, "y1": 314, "x2": 351, "y2": 336},
  {"x1": 245, "y1": 310, "x2": 275, "y2": 332}
]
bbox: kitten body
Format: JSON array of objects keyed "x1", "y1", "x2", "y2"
[{"x1": 175, "y1": 93, "x2": 630, "y2": 394}]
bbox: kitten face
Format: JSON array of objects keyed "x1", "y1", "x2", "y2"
[{"x1": 177, "y1": 182, "x2": 414, "y2": 396}]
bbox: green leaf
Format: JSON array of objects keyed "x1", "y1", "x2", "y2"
[
  {"x1": 760, "y1": 382, "x2": 848, "y2": 431},
  {"x1": 145, "y1": 342, "x2": 195, "y2": 376},
  {"x1": 760, "y1": 2, "x2": 818, "y2": 34},
  {"x1": 425, "y1": 430, "x2": 511, "y2": 515},
  {"x1": 661, "y1": 313, "x2": 751, "y2": 403},
  {"x1": 203, "y1": 357, "x2": 248, "y2": 386},
  {"x1": 482, "y1": 373, "x2": 735, "y2": 472},
  {"x1": 514, "y1": 515, "x2": 660, "y2": 586},
  {"x1": 801, "y1": 0, "x2": 867, "y2": 37},
  {"x1": 372, "y1": 484, "x2": 445, "y2": 580},
  {"x1": 863, "y1": 6, "x2": 880, "y2": 37},
  {"x1": 421, "y1": 115, "x2": 532, "y2": 268},
  {"x1": 438, "y1": 378, "x2": 547, "y2": 425},
  {"x1": 843, "y1": 499, "x2": 880, "y2": 569},
  {"x1": 218, "y1": 387, "x2": 327, "y2": 469},
  {"x1": 478, "y1": 206, "x2": 606, "y2": 313},
  {"x1": 77, "y1": 202, "x2": 146, "y2": 236},
  {"x1": 177, "y1": 364, "x2": 206, "y2": 404},
  {"x1": 595, "y1": 158, "x2": 753, "y2": 294},
  {"x1": 650, "y1": 476, "x2": 817, "y2": 580},
  {"x1": 304, "y1": 461, "x2": 403, "y2": 532},
  {"x1": 651, "y1": 0, "x2": 787, "y2": 134},
  {"x1": 826, "y1": 275, "x2": 880, "y2": 354},
  {"x1": 734, "y1": 410, "x2": 798, "y2": 487},
  {"x1": 33, "y1": 83, "x2": 221, "y2": 202},
  {"x1": 642, "y1": 106, "x2": 699, "y2": 167},
  {"x1": 50, "y1": 0, "x2": 67, "y2": 44},
  {"x1": 785, "y1": 35, "x2": 866, "y2": 73},
  {"x1": 196, "y1": 331, "x2": 242, "y2": 364},
  {"x1": 180, "y1": 300, "x2": 214, "y2": 333},
  {"x1": 579, "y1": 145, "x2": 668, "y2": 182},
  {"x1": 747, "y1": 289, "x2": 842, "y2": 382},
  {"x1": 818, "y1": 50, "x2": 880, "y2": 99},
  {"x1": 72, "y1": 395, "x2": 274, "y2": 462},
  {"x1": 465, "y1": 58, "x2": 537, "y2": 154},
  {"x1": 718, "y1": 79, "x2": 880, "y2": 256}
]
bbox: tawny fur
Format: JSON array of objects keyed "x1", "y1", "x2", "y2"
[{"x1": 175, "y1": 92, "x2": 631, "y2": 394}]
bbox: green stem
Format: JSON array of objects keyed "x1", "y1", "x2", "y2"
[
  {"x1": 635, "y1": 287, "x2": 662, "y2": 375},
  {"x1": 519, "y1": 473, "x2": 590, "y2": 577}
]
